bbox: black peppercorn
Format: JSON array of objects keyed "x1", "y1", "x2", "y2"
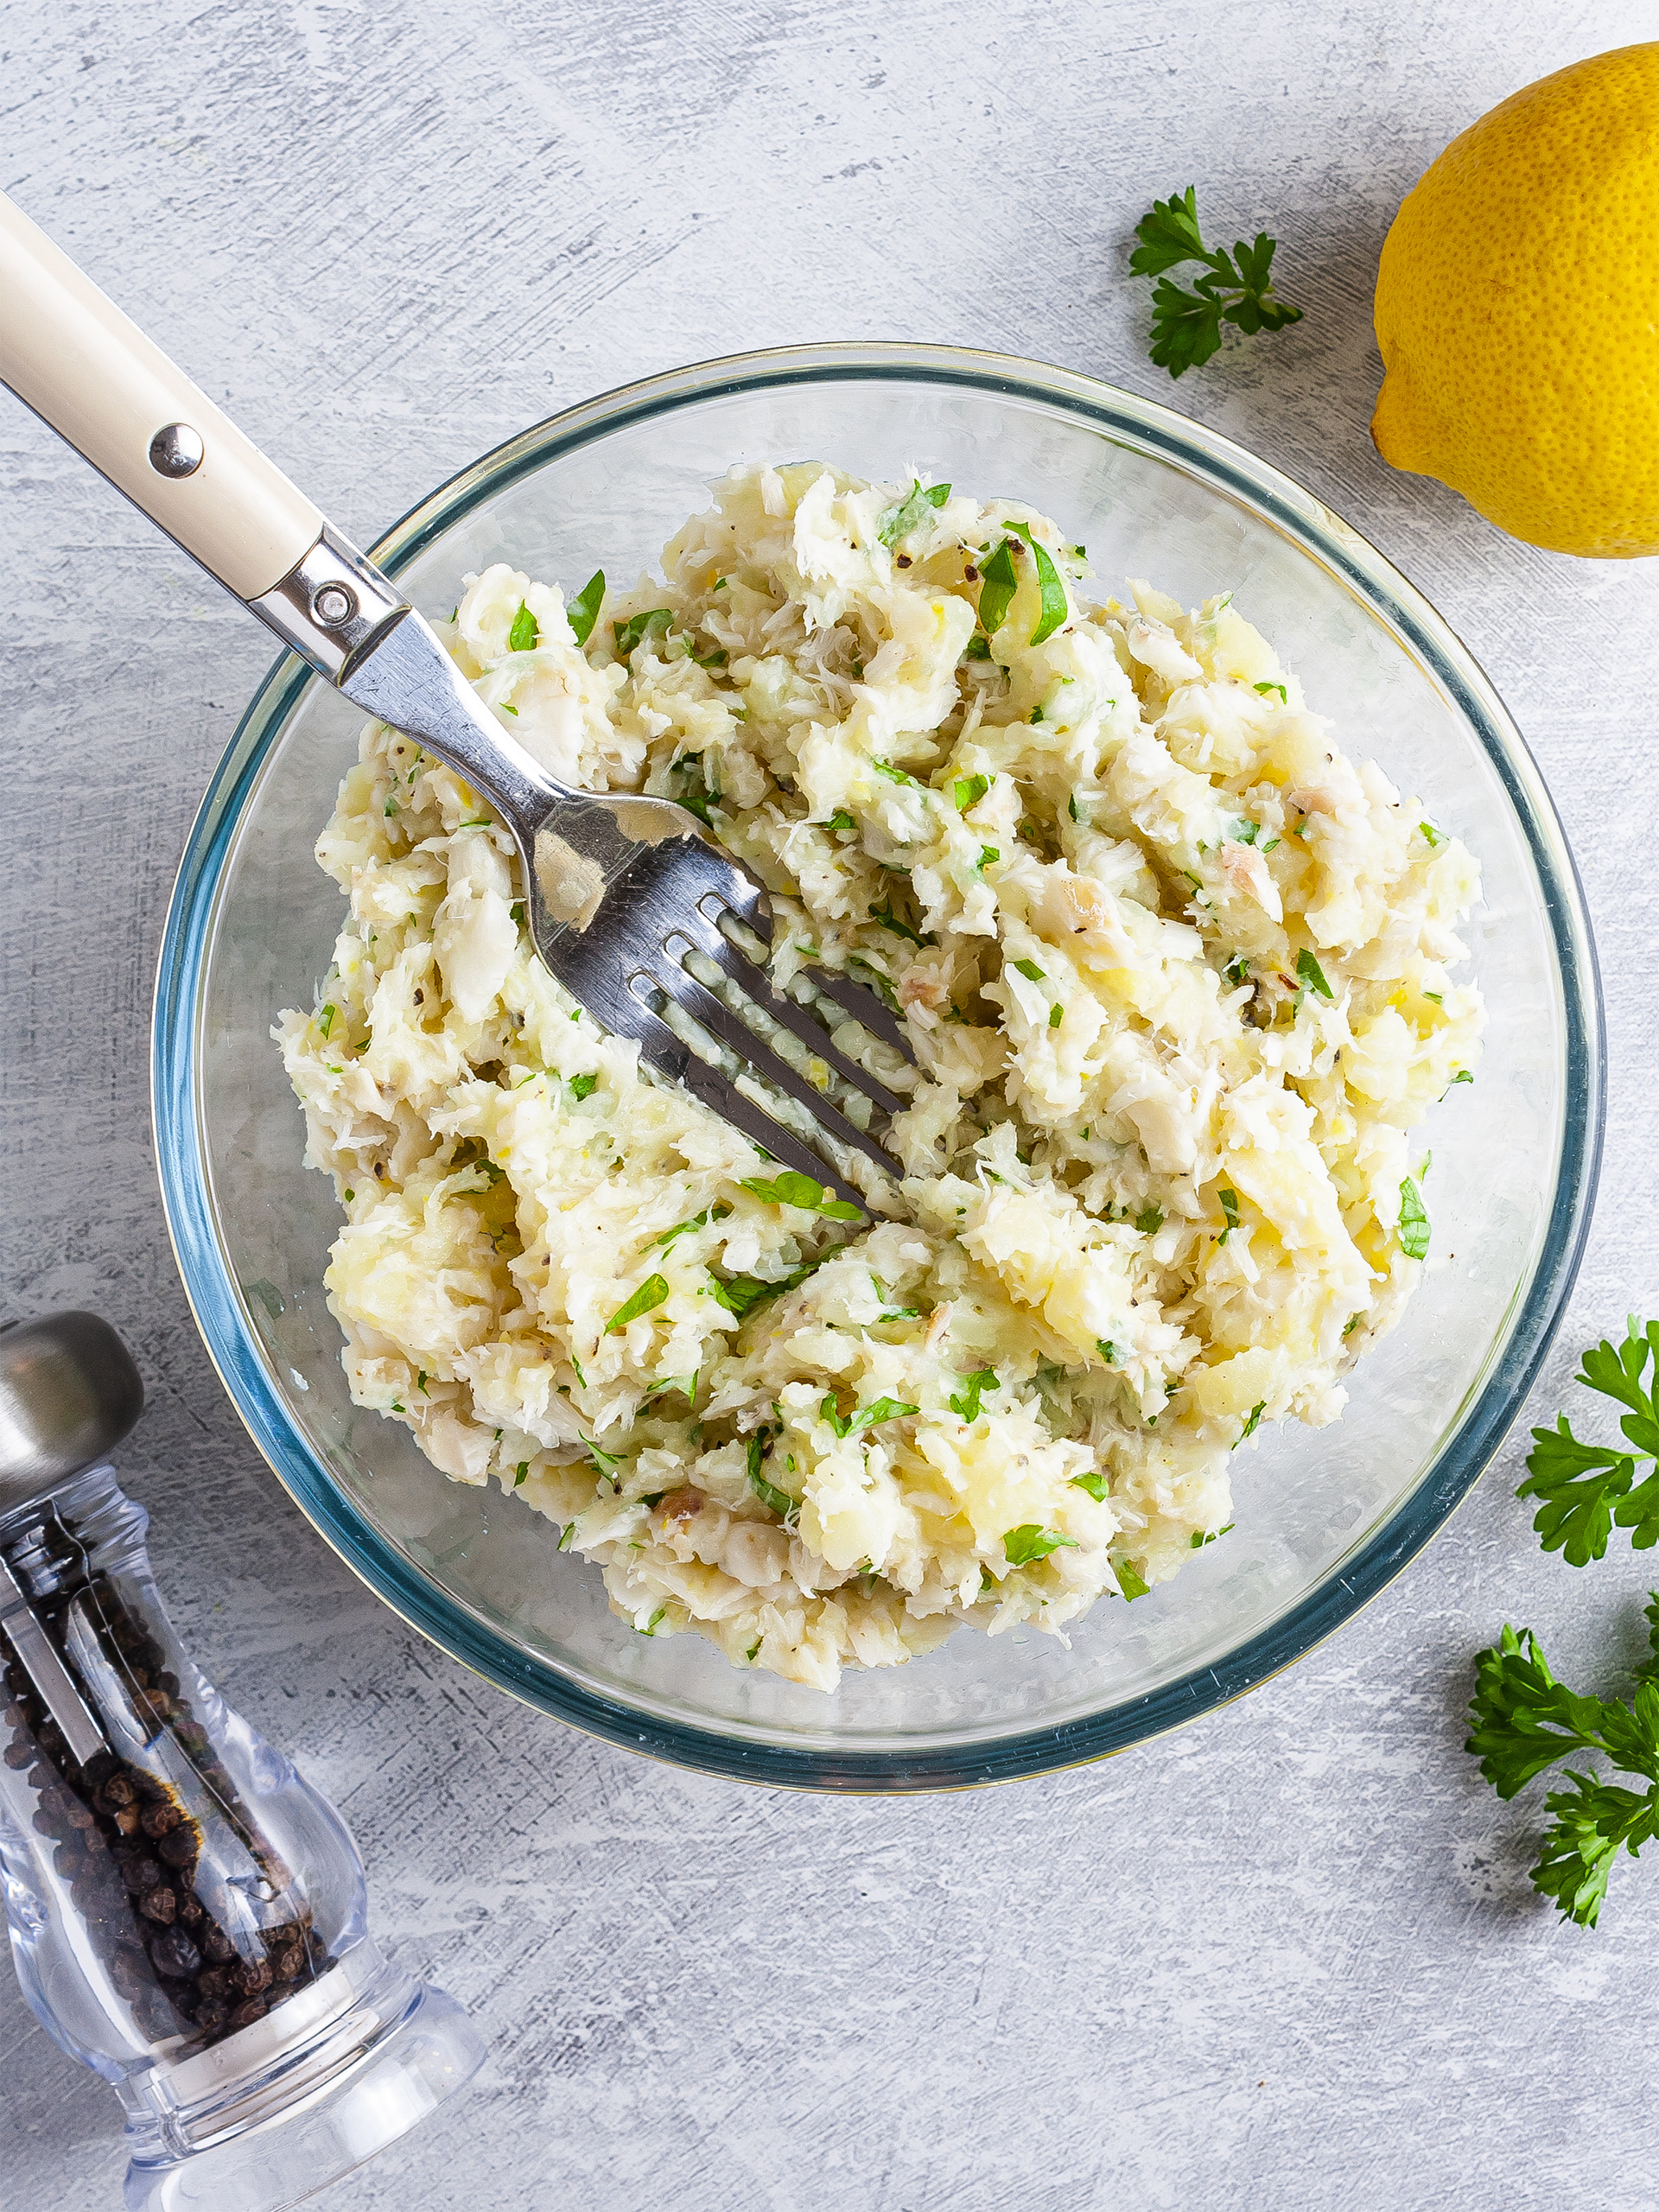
[
  {"x1": 231, "y1": 1953, "x2": 274, "y2": 1996},
  {"x1": 149, "y1": 1927, "x2": 201, "y2": 1980}
]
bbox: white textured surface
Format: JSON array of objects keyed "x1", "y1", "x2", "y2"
[{"x1": 3, "y1": 6, "x2": 1659, "y2": 2206}]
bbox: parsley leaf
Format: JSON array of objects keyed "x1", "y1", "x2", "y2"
[
  {"x1": 668, "y1": 753, "x2": 717, "y2": 827},
  {"x1": 976, "y1": 538, "x2": 1019, "y2": 637},
  {"x1": 712, "y1": 1275, "x2": 779, "y2": 1319},
  {"x1": 643, "y1": 1370, "x2": 698, "y2": 1404},
  {"x1": 613, "y1": 607, "x2": 674, "y2": 655},
  {"x1": 1295, "y1": 947, "x2": 1334, "y2": 1001},
  {"x1": 509, "y1": 601, "x2": 539, "y2": 652},
  {"x1": 1217, "y1": 1186, "x2": 1240, "y2": 1244},
  {"x1": 1003, "y1": 1523, "x2": 1079, "y2": 1567},
  {"x1": 746, "y1": 1429, "x2": 797, "y2": 1521},
  {"x1": 1130, "y1": 188, "x2": 1304, "y2": 378},
  {"x1": 604, "y1": 1274, "x2": 670, "y2": 1334},
  {"x1": 1006, "y1": 522, "x2": 1069, "y2": 644},
  {"x1": 566, "y1": 569, "x2": 605, "y2": 646},
  {"x1": 1234, "y1": 1400, "x2": 1267, "y2": 1446},
  {"x1": 1135, "y1": 1205, "x2": 1164, "y2": 1235},
  {"x1": 1466, "y1": 1618, "x2": 1659, "y2": 1925},
  {"x1": 870, "y1": 898, "x2": 932, "y2": 947},
  {"x1": 824, "y1": 809, "x2": 856, "y2": 836},
  {"x1": 1253, "y1": 680, "x2": 1287, "y2": 704},
  {"x1": 820, "y1": 1395, "x2": 919, "y2": 1439},
  {"x1": 1397, "y1": 1177, "x2": 1430, "y2": 1262},
  {"x1": 1114, "y1": 1556, "x2": 1150, "y2": 1600},
  {"x1": 711, "y1": 1257, "x2": 824, "y2": 1320},
  {"x1": 954, "y1": 773, "x2": 990, "y2": 811},
  {"x1": 949, "y1": 1367, "x2": 998, "y2": 1422},
  {"x1": 871, "y1": 757, "x2": 920, "y2": 786},
  {"x1": 741, "y1": 1169, "x2": 861, "y2": 1221},
  {"x1": 652, "y1": 1208, "x2": 711, "y2": 1248},
  {"x1": 1072, "y1": 1471, "x2": 1109, "y2": 1503},
  {"x1": 878, "y1": 478, "x2": 950, "y2": 546},
  {"x1": 1517, "y1": 1319, "x2": 1659, "y2": 1564},
  {"x1": 569, "y1": 1072, "x2": 599, "y2": 1102}
]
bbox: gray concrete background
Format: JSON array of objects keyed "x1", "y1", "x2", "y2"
[{"x1": 3, "y1": 3, "x2": 1658, "y2": 2206}]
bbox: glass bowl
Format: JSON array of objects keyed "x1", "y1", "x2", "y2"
[{"x1": 152, "y1": 344, "x2": 1603, "y2": 1791}]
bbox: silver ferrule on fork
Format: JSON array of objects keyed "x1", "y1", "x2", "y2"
[{"x1": 248, "y1": 523, "x2": 409, "y2": 682}]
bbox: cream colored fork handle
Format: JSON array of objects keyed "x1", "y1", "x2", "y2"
[{"x1": 0, "y1": 191, "x2": 321, "y2": 601}]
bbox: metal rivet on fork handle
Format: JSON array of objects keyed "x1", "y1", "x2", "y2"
[
  {"x1": 146, "y1": 422, "x2": 203, "y2": 477},
  {"x1": 313, "y1": 582, "x2": 355, "y2": 626}
]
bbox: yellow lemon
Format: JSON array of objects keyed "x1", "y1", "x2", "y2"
[{"x1": 1372, "y1": 43, "x2": 1659, "y2": 559}]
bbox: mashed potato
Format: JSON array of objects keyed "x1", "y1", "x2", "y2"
[{"x1": 276, "y1": 462, "x2": 1484, "y2": 1691}]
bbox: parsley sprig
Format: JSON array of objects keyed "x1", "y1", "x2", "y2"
[
  {"x1": 1129, "y1": 187, "x2": 1303, "y2": 379},
  {"x1": 1518, "y1": 1318, "x2": 1659, "y2": 1565},
  {"x1": 1466, "y1": 1605, "x2": 1659, "y2": 1927}
]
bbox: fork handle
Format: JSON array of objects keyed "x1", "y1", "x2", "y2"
[{"x1": 0, "y1": 189, "x2": 322, "y2": 602}]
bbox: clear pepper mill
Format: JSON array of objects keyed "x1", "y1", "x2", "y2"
[{"x1": 0, "y1": 1312, "x2": 485, "y2": 2210}]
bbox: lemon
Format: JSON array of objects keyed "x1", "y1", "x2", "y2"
[{"x1": 1371, "y1": 42, "x2": 1659, "y2": 559}]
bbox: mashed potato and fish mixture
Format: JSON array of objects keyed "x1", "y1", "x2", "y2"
[{"x1": 276, "y1": 463, "x2": 1483, "y2": 1691}]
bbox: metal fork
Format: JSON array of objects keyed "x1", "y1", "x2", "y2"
[
  {"x1": 0, "y1": 191, "x2": 913, "y2": 1205},
  {"x1": 332, "y1": 581, "x2": 915, "y2": 1194}
]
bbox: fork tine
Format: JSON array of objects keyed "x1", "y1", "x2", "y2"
[
  {"x1": 659, "y1": 838, "x2": 918, "y2": 1069},
  {"x1": 604, "y1": 973, "x2": 871, "y2": 1202},
  {"x1": 654, "y1": 960, "x2": 905, "y2": 1181},
  {"x1": 794, "y1": 962, "x2": 918, "y2": 1064},
  {"x1": 675, "y1": 1053, "x2": 870, "y2": 1201},
  {"x1": 692, "y1": 921, "x2": 912, "y2": 1120}
]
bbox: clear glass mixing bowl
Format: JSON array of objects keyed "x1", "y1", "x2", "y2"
[{"x1": 152, "y1": 344, "x2": 1603, "y2": 1790}]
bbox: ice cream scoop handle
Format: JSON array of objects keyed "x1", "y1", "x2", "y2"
[{"x1": 0, "y1": 189, "x2": 321, "y2": 601}]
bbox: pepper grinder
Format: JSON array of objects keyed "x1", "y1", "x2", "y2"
[{"x1": 0, "y1": 1312, "x2": 486, "y2": 2210}]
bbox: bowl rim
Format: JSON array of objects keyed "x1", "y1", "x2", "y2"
[{"x1": 152, "y1": 340, "x2": 1605, "y2": 1792}]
